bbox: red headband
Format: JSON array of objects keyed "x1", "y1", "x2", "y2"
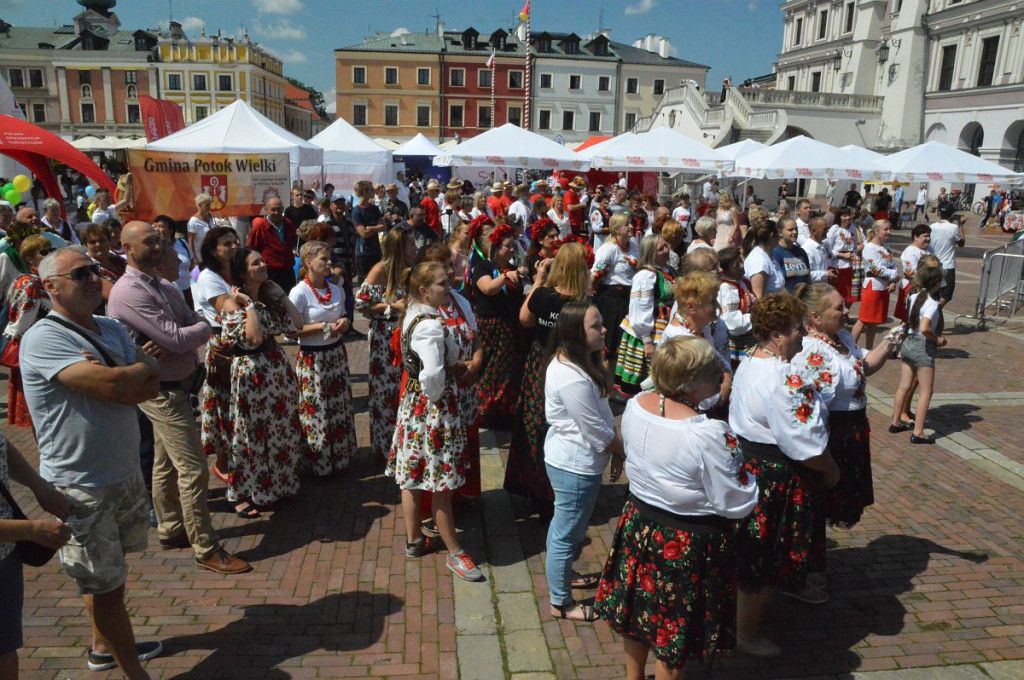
[
  {"x1": 468, "y1": 214, "x2": 493, "y2": 239},
  {"x1": 530, "y1": 217, "x2": 555, "y2": 242},
  {"x1": 488, "y1": 223, "x2": 514, "y2": 246}
]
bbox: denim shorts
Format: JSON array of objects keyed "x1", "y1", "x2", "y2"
[
  {"x1": 58, "y1": 472, "x2": 150, "y2": 595},
  {"x1": 0, "y1": 550, "x2": 24, "y2": 655},
  {"x1": 901, "y1": 334, "x2": 936, "y2": 369}
]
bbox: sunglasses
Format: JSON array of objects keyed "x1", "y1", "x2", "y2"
[{"x1": 50, "y1": 263, "x2": 102, "y2": 282}]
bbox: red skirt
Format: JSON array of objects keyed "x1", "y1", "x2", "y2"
[
  {"x1": 858, "y1": 282, "x2": 890, "y2": 324},
  {"x1": 834, "y1": 267, "x2": 855, "y2": 304},
  {"x1": 894, "y1": 282, "x2": 910, "y2": 321}
]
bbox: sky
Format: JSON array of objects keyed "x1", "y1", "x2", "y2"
[{"x1": 2, "y1": 0, "x2": 785, "y2": 94}]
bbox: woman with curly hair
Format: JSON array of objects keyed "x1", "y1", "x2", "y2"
[
  {"x1": 729, "y1": 293, "x2": 839, "y2": 658},
  {"x1": 356, "y1": 228, "x2": 417, "y2": 462},
  {"x1": 615, "y1": 234, "x2": 675, "y2": 394},
  {"x1": 504, "y1": 241, "x2": 592, "y2": 515},
  {"x1": 470, "y1": 219, "x2": 528, "y2": 426},
  {"x1": 525, "y1": 218, "x2": 559, "y2": 284}
]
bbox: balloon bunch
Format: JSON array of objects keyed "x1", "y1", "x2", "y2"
[{"x1": 1, "y1": 174, "x2": 31, "y2": 205}]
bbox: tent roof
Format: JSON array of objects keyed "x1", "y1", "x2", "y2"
[
  {"x1": 393, "y1": 133, "x2": 443, "y2": 157},
  {"x1": 732, "y1": 135, "x2": 884, "y2": 181},
  {"x1": 716, "y1": 139, "x2": 767, "y2": 161},
  {"x1": 311, "y1": 117, "x2": 389, "y2": 154},
  {"x1": 578, "y1": 128, "x2": 731, "y2": 173},
  {"x1": 434, "y1": 124, "x2": 589, "y2": 170},
  {"x1": 573, "y1": 136, "x2": 613, "y2": 153},
  {"x1": 71, "y1": 135, "x2": 116, "y2": 152},
  {"x1": 148, "y1": 100, "x2": 322, "y2": 169},
  {"x1": 875, "y1": 140, "x2": 1022, "y2": 185}
]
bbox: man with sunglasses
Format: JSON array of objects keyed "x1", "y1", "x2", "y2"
[
  {"x1": 108, "y1": 222, "x2": 251, "y2": 577},
  {"x1": 20, "y1": 248, "x2": 164, "y2": 679}
]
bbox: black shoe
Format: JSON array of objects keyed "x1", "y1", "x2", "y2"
[
  {"x1": 888, "y1": 424, "x2": 910, "y2": 433},
  {"x1": 87, "y1": 640, "x2": 163, "y2": 671},
  {"x1": 159, "y1": 532, "x2": 191, "y2": 550},
  {"x1": 910, "y1": 434, "x2": 935, "y2": 444}
]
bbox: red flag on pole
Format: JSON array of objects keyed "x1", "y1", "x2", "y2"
[
  {"x1": 519, "y1": 0, "x2": 530, "y2": 20},
  {"x1": 139, "y1": 95, "x2": 185, "y2": 141}
]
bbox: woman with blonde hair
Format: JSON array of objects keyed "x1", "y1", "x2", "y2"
[
  {"x1": 356, "y1": 228, "x2": 418, "y2": 461},
  {"x1": 852, "y1": 220, "x2": 898, "y2": 348},
  {"x1": 547, "y1": 194, "x2": 571, "y2": 239},
  {"x1": 591, "y1": 213, "x2": 639, "y2": 368},
  {"x1": 505, "y1": 241, "x2": 592, "y2": 516},
  {"x1": 713, "y1": 191, "x2": 741, "y2": 251},
  {"x1": 187, "y1": 192, "x2": 214, "y2": 258},
  {"x1": 686, "y1": 216, "x2": 717, "y2": 254}
]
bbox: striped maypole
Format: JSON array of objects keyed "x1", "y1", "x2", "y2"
[{"x1": 521, "y1": 0, "x2": 531, "y2": 129}]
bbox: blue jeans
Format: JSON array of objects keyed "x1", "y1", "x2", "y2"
[{"x1": 545, "y1": 463, "x2": 603, "y2": 607}]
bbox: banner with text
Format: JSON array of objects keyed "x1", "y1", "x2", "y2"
[{"x1": 128, "y1": 150, "x2": 289, "y2": 221}]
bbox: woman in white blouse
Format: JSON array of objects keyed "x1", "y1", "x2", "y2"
[
  {"x1": 717, "y1": 246, "x2": 758, "y2": 367},
  {"x1": 547, "y1": 194, "x2": 572, "y2": 239},
  {"x1": 729, "y1": 293, "x2": 840, "y2": 658},
  {"x1": 544, "y1": 301, "x2": 624, "y2": 622},
  {"x1": 743, "y1": 221, "x2": 785, "y2": 299},
  {"x1": 894, "y1": 224, "x2": 933, "y2": 322},
  {"x1": 825, "y1": 206, "x2": 860, "y2": 304},
  {"x1": 591, "y1": 214, "x2": 638, "y2": 368},
  {"x1": 852, "y1": 220, "x2": 898, "y2": 349},
  {"x1": 596, "y1": 337, "x2": 758, "y2": 678}
]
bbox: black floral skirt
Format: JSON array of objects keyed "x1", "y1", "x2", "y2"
[
  {"x1": 596, "y1": 498, "x2": 738, "y2": 667},
  {"x1": 503, "y1": 341, "x2": 554, "y2": 507},
  {"x1": 825, "y1": 409, "x2": 873, "y2": 529},
  {"x1": 477, "y1": 316, "x2": 527, "y2": 427},
  {"x1": 732, "y1": 443, "x2": 825, "y2": 592}
]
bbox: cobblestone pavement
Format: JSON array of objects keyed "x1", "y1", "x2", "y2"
[{"x1": 4, "y1": 219, "x2": 1023, "y2": 679}]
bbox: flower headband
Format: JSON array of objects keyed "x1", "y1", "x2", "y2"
[
  {"x1": 530, "y1": 217, "x2": 555, "y2": 242},
  {"x1": 553, "y1": 235, "x2": 596, "y2": 268},
  {"x1": 488, "y1": 223, "x2": 514, "y2": 246},
  {"x1": 468, "y1": 214, "x2": 493, "y2": 240}
]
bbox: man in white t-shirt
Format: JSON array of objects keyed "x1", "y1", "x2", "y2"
[
  {"x1": 913, "y1": 184, "x2": 928, "y2": 221},
  {"x1": 702, "y1": 180, "x2": 713, "y2": 202},
  {"x1": 928, "y1": 205, "x2": 965, "y2": 308},
  {"x1": 804, "y1": 217, "x2": 836, "y2": 284},
  {"x1": 794, "y1": 199, "x2": 813, "y2": 246}
]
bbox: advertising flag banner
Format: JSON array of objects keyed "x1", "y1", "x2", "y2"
[
  {"x1": 139, "y1": 96, "x2": 186, "y2": 142},
  {"x1": 128, "y1": 150, "x2": 289, "y2": 220}
]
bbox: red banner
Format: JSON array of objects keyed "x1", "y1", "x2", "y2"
[{"x1": 139, "y1": 95, "x2": 185, "y2": 142}]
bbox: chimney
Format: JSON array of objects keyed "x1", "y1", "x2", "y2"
[
  {"x1": 645, "y1": 33, "x2": 655, "y2": 52},
  {"x1": 437, "y1": 21, "x2": 445, "y2": 37},
  {"x1": 658, "y1": 37, "x2": 670, "y2": 58}
]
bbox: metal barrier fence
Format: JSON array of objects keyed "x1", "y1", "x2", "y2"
[{"x1": 955, "y1": 238, "x2": 1024, "y2": 328}]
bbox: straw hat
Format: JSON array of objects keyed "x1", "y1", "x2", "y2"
[
  {"x1": 491, "y1": 182, "x2": 504, "y2": 193},
  {"x1": 446, "y1": 178, "x2": 463, "y2": 190},
  {"x1": 426, "y1": 179, "x2": 442, "y2": 191}
]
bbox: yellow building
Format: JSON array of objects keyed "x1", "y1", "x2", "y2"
[{"x1": 155, "y1": 21, "x2": 287, "y2": 126}]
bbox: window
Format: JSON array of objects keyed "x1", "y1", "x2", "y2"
[
  {"x1": 385, "y1": 104, "x2": 399, "y2": 126},
  {"x1": 788, "y1": 75, "x2": 796, "y2": 90},
  {"x1": 352, "y1": 103, "x2": 367, "y2": 126},
  {"x1": 811, "y1": 71, "x2": 822, "y2": 92},
  {"x1": 126, "y1": 84, "x2": 137, "y2": 99},
  {"x1": 539, "y1": 109, "x2": 551, "y2": 130},
  {"x1": 28, "y1": 69, "x2": 43, "y2": 88},
  {"x1": 564, "y1": 40, "x2": 580, "y2": 55},
  {"x1": 418, "y1": 68, "x2": 430, "y2": 85},
  {"x1": 385, "y1": 67, "x2": 398, "y2": 85},
  {"x1": 81, "y1": 84, "x2": 92, "y2": 98},
  {"x1": 81, "y1": 102, "x2": 95, "y2": 123},
  {"x1": 588, "y1": 111, "x2": 601, "y2": 132},
  {"x1": 653, "y1": 79, "x2": 665, "y2": 95},
  {"x1": 624, "y1": 112, "x2": 636, "y2": 130},
  {"x1": 893, "y1": 0, "x2": 903, "y2": 12},
  {"x1": 977, "y1": 37, "x2": 999, "y2": 87},
  {"x1": 844, "y1": 3, "x2": 855, "y2": 33},
  {"x1": 449, "y1": 104, "x2": 464, "y2": 127},
  {"x1": 32, "y1": 103, "x2": 45, "y2": 122},
  {"x1": 79, "y1": 70, "x2": 92, "y2": 85},
  {"x1": 450, "y1": 69, "x2": 465, "y2": 87},
  {"x1": 7, "y1": 69, "x2": 24, "y2": 88},
  {"x1": 124, "y1": 70, "x2": 137, "y2": 85},
  {"x1": 562, "y1": 110, "x2": 575, "y2": 131},
  {"x1": 127, "y1": 103, "x2": 140, "y2": 123},
  {"x1": 195, "y1": 106, "x2": 208, "y2": 121},
  {"x1": 818, "y1": 11, "x2": 828, "y2": 40},
  {"x1": 569, "y1": 75, "x2": 582, "y2": 90},
  {"x1": 539, "y1": 73, "x2": 552, "y2": 89},
  {"x1": 193, "y1": 74, "x2": 207, "y2": 90},
  {"x1": 794, "y1": 18, "x2": 803, "y2": 46},
  {"x1": 353, "y1": 66, "x2": 366, "y2": 84},
  {"x1": 938, "y1": 45, "x2": 956, "y2": 91},
  {"x1": 465, "y1": 33, "x2": 477, "y2": 50},
  {"x1": 479, "y1": 69, "x2": 492, "y2": 88},
  {"x1": 478, "y1": 105, "x2": 491, "y2": 128},
  {"x1": 509, "y1": 70, "x2": 523, "y2": 89},
  {"x1": 593, "y1": 40, "x2": 609, "y2": 56},
  {"x1": 135, "y1": 36, "x2": 149, "y2": 51},
  {"x1": 598, "y1": 76, "x2": 610, "y2": 92},
  {"x1": 417, "y1": 104, "x2": 430, "y2": 127},
  {"x1": 538, "y1": 37, "x2": 552, "y2": 53},
  {"x1": 218, "y1": 74, "x2": 232, "y2": 91},
  {"x1": 168, "y1": 73, "x2": 181, "y2": 90},
  {"x1": 626, "y1": 77, "x2": 638, "y2": 94},
  {"x1": 508, "y1": 106, "x2": 521, "y2": 126}
]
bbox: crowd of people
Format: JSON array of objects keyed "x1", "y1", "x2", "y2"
[{"x1": 0, "y1": 167, "x2": 967, "y2": 679}]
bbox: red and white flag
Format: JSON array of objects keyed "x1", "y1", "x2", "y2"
[{"x1": 485, "y1": 52, "x2": 495, "y2": 69}]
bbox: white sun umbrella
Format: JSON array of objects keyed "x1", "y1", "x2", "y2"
[
  {"x1": 71, "y1": 135, "x2": 116, "y2": 152},
  {"x1": 717, "y1": 139, "x2": 767, "y2": 162},
  {"x1": 434, "y1": 123, "x2": 590, "y2": 171},
  {"x1": 876, "y1": 140, "x2": 1023, "y2": 185},
  {"x1": 732, "y1": 135, "x2": 885, "y2": 182},
  {"x1": 578, "y1": 127, "x2": 731, "y2": 174}
]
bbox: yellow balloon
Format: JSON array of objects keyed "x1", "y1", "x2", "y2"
[{"x1": 12, "y1": 174, "x2": 31, "y2": 193}]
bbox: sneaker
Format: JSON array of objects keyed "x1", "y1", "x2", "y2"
[
  {"x1": 735, "y1": 636, "x2": 781, "y2": 658},
  {"x1": 406, "y1": 536, "x2": 444, "y2": 558},
  {"x1": 446, "y1": 550, "x2": 485, "y2": 582},
  {"x1": 196, "y1": 548, "x2": 253, "y2": 574},
  {"x1": 420, "y1": 518, "x2": 440, "y2": 538},
  {"x1": 87, "y1": 640, "x2": 163, "y2": 671}
]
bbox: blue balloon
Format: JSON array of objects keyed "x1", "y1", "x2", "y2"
[{"x1": 85, "y1": 185, "x2": 96, "y2": 197}]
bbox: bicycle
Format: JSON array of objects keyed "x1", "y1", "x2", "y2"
[{"x1": 972, "y1": 200, "x2": 987, "y2": 216}]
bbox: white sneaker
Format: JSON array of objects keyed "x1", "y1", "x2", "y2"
[
  {"x1": 735, "y1": 636, "x2": 781, "y2": 658},
  {"x1": 446, "y1": 551, "x2": 485, "y2": 582}
]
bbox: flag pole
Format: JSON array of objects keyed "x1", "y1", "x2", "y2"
[
  {"x1": 491, "y1": 56, "x2": 496, "y2": 129},
  {"x1": 523, "y1": 11, "x2": 531, "y2": 130}
]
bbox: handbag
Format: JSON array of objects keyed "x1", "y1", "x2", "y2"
[{"x1": 0, "y1": 482, "x2": 58, "y2": 567}]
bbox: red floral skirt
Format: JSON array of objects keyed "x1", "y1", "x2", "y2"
[
  {"x1": 824, "y1": 409, "x2": 873, "y2": 529},
  {"x1": 477, "y1": 316, "x2": 527, "y2": 427}
]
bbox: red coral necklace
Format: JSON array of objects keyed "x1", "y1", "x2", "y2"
[{"x1": 305, "y1": 274, "x2": 332, "y2": 304}]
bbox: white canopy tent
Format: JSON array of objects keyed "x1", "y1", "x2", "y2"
[
  {"x1": 434, "y1": 124, "x2": 590, "y2": 171},
  {"x1": 147, "y1": 100, "x2": 322, "y2": 181},
  {"x1": 393, "y1": 133, "x2": 443, "y2": 157},
  {"x1": 71, "y1": 135, "x2": 116, "y2": 152},
  {"x1": 577, "y1": 128, "x2": 733, "y2": 174},
  {"x1": 308, "y1": 117, "x2": 391, "y2": 187},
  {"x1": 716, "y1": 139, "x2": 768, "y2": 162},
  {"x1": 732, "y1": 135, "x2": 885, "y2": 182},
  {"x1": 875, "y1": 140, "x2": 1023, "y2": 185},
  {"x1": 373, "y1": 138, "x2": 401, "y2": 151}
]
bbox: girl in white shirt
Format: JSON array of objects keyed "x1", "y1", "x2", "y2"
[
  {"x1": 547, "y1": 194, "x2": 572, "y2": 239},
  {"x1": 544, "y1": 301, "x2": 624, "y2": 622},
  {"x1": 894, "y1": 224, "x2": 933, "y2": 322},
  {"x1": 852, "y1": 220, "x2": 899, "y2": 349}
]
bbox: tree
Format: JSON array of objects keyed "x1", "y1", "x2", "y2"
[{"x1": 285, "y1": 77, "x2": 326, "y2": 116}]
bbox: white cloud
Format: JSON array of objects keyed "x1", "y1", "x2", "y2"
[
  {"x1": 748, "y1": 0, "x2": 760, "y2": 10},
  {"x1": 252, "y1": 19, "x2": 306, "y2": 40},
  {"x1": 624, "y1": 0, "x2": 656, "y2": 15},
  {"x1": 252, "y1": 0, "x2": 303, "y2": 14},
  {"x1": 279, "y1": 50, "x2": 308, "y2": 64},
  {"x1": 180, "y1": 16, "x2": 205, "y2": 33}
]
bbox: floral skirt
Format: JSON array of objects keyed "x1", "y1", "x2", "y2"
[
  {"x1": 367, "y1": 317, "x2": 402, "y2": 462},
  {"x1": 200, "y1": 348, "x2": 234, "y2": 460},
  {"x1": 6, "y1": 366, "x2": 32, "y2": 428},
  {"x1": 503, "y1": 341, "x2": 555, "y2": 507},
  {"x1": 296, "y1": 341, "x2": 357, "y2": 476},
  {"x1": 477, "y1": 316, "x2": 527, "y2": 426},
  {"x1": 596, "y1": 499, "x2": 738, "y2": 666},
  {"x1": 732, "y1": 445, "x2": 824, "y2": 592},
  {"x1": 825, "y1": 409, "x2": 873, "y2": 529},
  {"x1": 386, "y1": 377, "x2": 466, "y2": 492}
]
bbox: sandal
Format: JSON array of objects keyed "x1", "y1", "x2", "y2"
[
  {"x1": 234, "y1": 502, "x2": 261, "y2": 520},
  {"x1": 551, "y1": 601, "x2": 597, "y2": 622},
  {"x1": 570, "y1": 570, "x2": 600, "y2": 589},
  {"x1": 211, "y1": 463, "x2": 229, "y2": 484}
]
